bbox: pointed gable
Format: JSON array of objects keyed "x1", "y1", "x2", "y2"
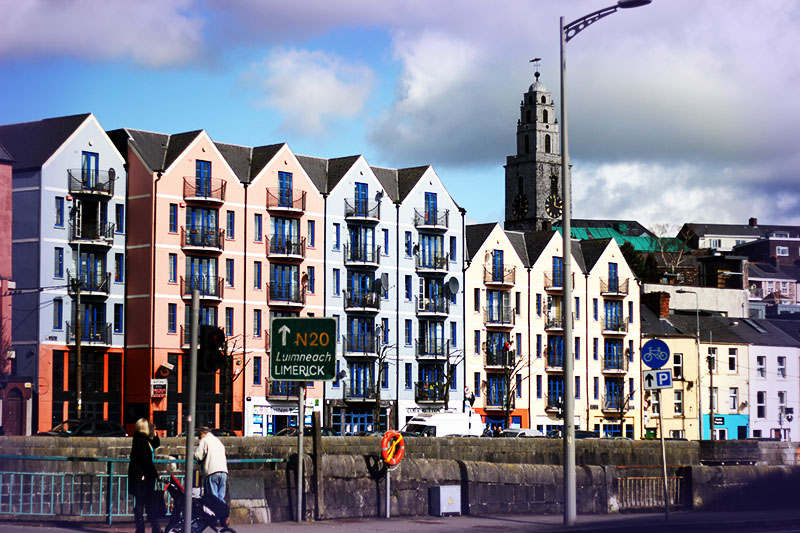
[
  {"x1": 296, "y1": 155, "x2": 329, "y2": 194},
  {"x1": 465, "y1": 223, "x2": 498, "y2": 262},
  {"x1": 107, "y1": 128, "x2": 170, "y2": 172},
  {"x1": 250, "y1": 143, "x2": 285, "y2": 182},
  {"x1": 371, "y1": 166, "x2": 399, "y2": 203},
  {"x1": 215, "y1": 142, "x2": 253, "y2": 184},
  {"x1": 327, "y1": 155, "x2": 360, "y2": 191},
  {"x1": 0, "y1": 113, "x2": 91, "y2": 170},
  {"x1": 164, "y1": 130, "x2": 203, "y2": 170},
  {"x1": 579, "y1": 238, "x2": 611, "y2": 273},
  {"x1": 397, "y1": 166, "x2": 429, "y2": 202}
]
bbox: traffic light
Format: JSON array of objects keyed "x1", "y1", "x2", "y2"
[{"x1": 199, "y1": 325, "x2": 226, "y2": 373}]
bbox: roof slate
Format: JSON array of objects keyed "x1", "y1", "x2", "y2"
[
  {"x1": 465, "y1": 223, "x2": 498, "y2": 261},
  {"x1": 397, "y1": 166, "x2": 428, "y2": 202},
  {"x1": 164, "y1": 130, "x2": 202, "y2": 170},
  {"x1": 250, "y1": 144, "x2": 284, "y2": 181},
  {"x1": 326, "y1": 155, "x2": 360, "y2": 191},
  {"x1": 371, "y1": 166, "x2": 399, "y2": 202},
  {"x1": 0, "y1": 113, "x2": 90, "y2": 170},
  {"x1": 214, "y1": 142, "x2": 252, "y2": 183},
  {"x1": 296, "y1": 155, "x2": 329, "y2": 194},
  {"x1": 0, "y1": 141, "x2": 13, "y2": 163},
  {"x1": 578, "y1": 238, "x2": 610, "y2": 272}
]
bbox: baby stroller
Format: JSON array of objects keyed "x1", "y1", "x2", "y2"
[{"x1": 163, "y1": 475, "x2": 235, "y2": 533}]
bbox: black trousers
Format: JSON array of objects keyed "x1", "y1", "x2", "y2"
[{"x1": 133, "y1": 490, "x2": 161, "y2": 533}]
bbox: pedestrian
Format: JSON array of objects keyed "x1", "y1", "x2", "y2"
[
  {"x1": 195, "y1": 426, "x2": 229, "y2": 502},
  {"x1": 128, "y1": 418, "x2": 162, "y2": 533},
  {"x1": 493, "y1": 424, "x2": 502, "y2": 437},
  {"x1": 482, "y1": 422, "x2": 493, "y2": 437}
]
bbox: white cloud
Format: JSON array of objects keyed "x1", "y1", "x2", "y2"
[
  {"x1": 243, "y1": 48, "x2": 374, "y2": 136},
  {"x1": 0, "y1": 0, "x2": 204, "y2": 67}
]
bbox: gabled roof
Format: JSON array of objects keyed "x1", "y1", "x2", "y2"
[
  {"x1": 578, "y1": 238, "x2": 610, "y2": 272},
  {"x1": 214, "y1": 142, "x2": 252, "y2": 183},
  {"x1": 0, "y1": 141, "x2": 13, "y2": 163},
  {"x1": 107, "y1": 128, "x2": 169, "y2": 172},
  {"x1": 566, "y1": 218, "x2": 654, "y2": 237},
  {"x1": 327, "y1": 155, "x2": 360, "y2": 191},
  {"x1": 371, "y1": 166, "x2": 399, "y2": 202},
  {"x1": 748, "y1": 263, "x2": 796, "y2": 281},
  {"x1": 164, "y1": 130, "x2": 203, "y2": 170},
  {"x1": 523, "y1": 230, "x2": 557, "y2": 267},
  {"x1": 296, "y1": 155, "x2": 329, "y2": 194},
  {"x1": 640, "y1": 304, "x2": 685, "y2": 337},
  {"x1": 397, "y1": 166, "x2": 429, "y2": 202},
  {"x1": 506, "y1": 231, "x2": 530, "y2": 268},
  {"x1": 734, "y1": 318, "x2": 800, "y2": 347},
  {"x1": 681, "y1": 222, "x2": 800, "y2": 239},
  {"x1": 465, "y1": 223, "x2": 498, "y2": 262},
  {"x1": 0, "y1": 113, "x2": 91, "y2": 170},
  {"x1": 250, "y1": 144, "x2": 284, "y2": 181},
  {"x1": 769, "y1": 319, "x2": 800, "y2": 344}
]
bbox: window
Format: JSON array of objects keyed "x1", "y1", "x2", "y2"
[
  {"x1": 112, "y1": 303, "x2": 124, "y2": 333},
  {"x1": 254, "y1": 214, "x2": 262, "y2": 242},
  {"x1": 333, "y1": 269, "x2": 340, "y2": 296},
  {"x1": 405, "y1": 320, "x2": 412, "y2": 346},
  {"x1": 115, "y1": 204, "x2": 125, "y2": 233},
  {"x1": 593, "y1": 298, "x2": 598, "y2": 321},
  {"x1": 575, "y1": 376, "x2": 580, "y2": 399},
  {"x1": 381, "y1": 318, "x2": 389, "y2": 344},
  {"x1": 382, "y1": 363, "x2": 389, "y2": 388},
  {"x1": 450, "y1": 236, "x2": 457, "y2": 261},
  {"x1": 756, "y1": 390, "x2": 766, "y2": 418},
  {"x1": 450, "y1": 322, "x2": 457, "y2": 347},
  {"x1": 672, "y1": 352, "x2": 683, "y2": 379},
  {"x1": 593, "y1": 377, "x2": 598, "y2": 400},
  {"x1": 254, "y1": 261, "x2": 262, "y2": 289},
  {"x1": 226, "y1": 211, "x2": 234, "y2": 239},
  {"x1": 474, "y1": 331, "x2": 480, "y2": 354},
  {"x1": 333, "y1": 360, "x2": 340, "y2": 388},
  {"x1": 450, "y1": 364, "x2": 457, "y2": 390},
  {"x1": 474, "y1": 372, "x2": 481, "y2": 397},
  {"x1": 674, "y1": 390, "x2": 683, "y2": 415},
  {"x1": 536, "y1": 334, "x2": 542, "y2": 358},
  {"x1": 628, "y1": 301, "x2": 634, "y2": 323},
  {"x1": 308, "y1": 220, "x2": 315, "y2": 247},
  {"x1": 167, "y1": 303, "x2": 177, "y2": 333},
  {"x1": 516, "y1": 375, "x2": 522, "y2": 398},
  {"x1": 728, "y1": 348, "x2": 737, "y2": 372},
  {"x1": 383, "y1": 229, "x2": 389, "y2": 255},
  {"x1": 225, "y1": 307, "x2": 234, "y2": 336},
  {"x1": 307, "y1": 266, "x2": 315, "y2": 294},
  {"x1": 53, "y1": 298, "x2": 63, "y2": 329},
  {"x1": 593, "y1": 338, "x2": 598, "y2": 360},
  {"x1": 405, "y1": 275, "x2": 412, "y2": 300},
  {"x1": 405, "y1": 363, "x2": 412, "y2": 389},
  {"x1": 115, "y1": 253, "x2": 124, "y2": 282},
  {"x1": 729, "y1": 387, "x2": 738, "y2": 411},
  {"x1": 55, "y1": 197, "x2": 65, "y2": 227},
  {"x1": 333, "y1": 223, "x2": 341, "y2": 250},
  {"x1": 536, "y1": 375, "x2": 542, "y2": 399},
  {"x1": 778, "y1": 390, "x2": 787, "y2": 412},
  {"x1": 516, "y1": 333, "x2": 522, "y2": 355},
  {"x1": 405, "y1": 231, "x2": 412, "y2": 256},
  {"x1": 54, "y1": 247, "x2": 64, "y2": 278},
  {"x1": 253, "y1": 309, "x2": 262, "y2": 337},
  {"x1": 776, "y1": 246, "x2": 789, "y2": 256},
  {"x1": 253, "y1": 356, "x2": 262, "y2": 386},
  {"x1": 574, "y1": 337, "x2": 580, "y2": 359},
  {"x1": 575, "y1": 297, "x2": 580, "y2": 319},
  {"x1": 777, "y1": 356, "x2": 786, "y2": 378},
  {"x1": 709, "y1": 238, "x2": 721, "y2": 248},
  {"x1": 169, "y1": 204, "x2": 178, "y2": 233},
  {"x1": 168, "y1": 254, "x2": 178, "y2": 283},
  {"x1": 536, "y1": 294, "x2": 542, "y2": 316},
  {"x1": 333, "y1": 314, "x2": 340, "y2": 340},
  {"x1": 474, "y1": 288, "x2": 480, "y2": 312},
  {"x1": 225, "y1": 258, "x2": 234, "y2": 287},
  {"x1": 516, "y1": 292, "x2": 521, "y2": 315},
  {"x1": 756, "y1": 356, "x2": 766, "y2": 378},
  {"x1": 708, "y1": 347, "x2": 717, "y2": 372},
  {"x1": 711, "y1": 387, "x2": 718, "y2": 411},
  {"x1": 651, "y1": 391, "x2": 660, "y2": 414}
]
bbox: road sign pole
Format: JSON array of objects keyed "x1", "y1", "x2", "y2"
[
  {"x1": 297, "y1": 384, "x2": 305, "y2": 523},
  {"x1": 658, "y1": 389, "x2": 669, "y2": 522}
]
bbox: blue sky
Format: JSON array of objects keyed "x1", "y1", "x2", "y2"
[{"x1": 2, "y1": 0, "x2": 799, "y2": 232}]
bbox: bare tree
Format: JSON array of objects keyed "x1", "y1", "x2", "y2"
[
  {"x1": 219, "y1": 333, "x2": 251, "y2": 433},
  {"x1": 441, "y1": 348, "x2": 465, "y2": 410},
  {"x1": 648, "y1": 223, "x2": 690, "y2": 277}
]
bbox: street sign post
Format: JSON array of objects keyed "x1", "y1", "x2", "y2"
[
  {"x1": 643, "y1": 369, "x2": 673, "y2": 390},
  {"x1": 270, "y1": 317, "x2": 337, "y2": 381},
  {"x1": 641, "y1": 339, "x2": 670, "y2": 369}
]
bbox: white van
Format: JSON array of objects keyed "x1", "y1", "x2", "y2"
[{"x1": 402, "y1": 410, "x2": 483, "y2": 437}]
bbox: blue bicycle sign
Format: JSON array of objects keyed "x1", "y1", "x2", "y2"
[{"x1": 641, "y1": 339, "x2": 670, "y2": 369}]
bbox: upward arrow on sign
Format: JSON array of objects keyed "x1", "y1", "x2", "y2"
[
  {"x1": 279, "y1": 324, "x2": 291, "y2": 345},
  {"x1": 645, "y1": 374, "x2": 654, "y2": 388}
]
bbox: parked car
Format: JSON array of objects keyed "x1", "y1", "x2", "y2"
[
  {"x1": 177, "y1": 428, "x2": 237, "y2": 437},
  {"x1": 275, "y1": 426, "x2": 337, "y2": 437},
  {"x1": 36, "y1": 419, "x2": 127, "y2": 437},
  {"x1": 500, "y1": 428, "x2": 544, "y2": 438},
  {"x1": 546, "y1": 428, "x2": 599, "y2": 439}
]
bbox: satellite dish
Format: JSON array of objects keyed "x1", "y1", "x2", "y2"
[
  {"x1": 447, "y1": 277, "x2": 460, "y2": 295},
  {"x1": 337, "y1": 370, "x2": 347, "y2": 380},
  {"x1": 375, "y1": 191, "x2": 384, "y2": 201},
  {"x1": 108, "y1": 168, "x2": 116, "y2": 180},
  {"x1": 373, "y1": 278, "x2": 383, "y2": 293},
  {"x1": 381, "y1": 273, "x2": 389, "y2": 289},
  {"x1": 412, "y1": 244, "x2": 420, "y2": 255}
]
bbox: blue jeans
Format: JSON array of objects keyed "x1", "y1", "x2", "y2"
[{"x1": 204, "y1": 472, "x2": 227, "y2": 502}]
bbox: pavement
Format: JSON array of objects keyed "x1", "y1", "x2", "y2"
[{"x1": 3, "y1": 509, "x2": 800, "y2": 533}]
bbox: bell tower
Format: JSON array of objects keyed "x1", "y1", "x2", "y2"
[{"x1": 504, "y1": 66, "x2": 564, "y2": 231}]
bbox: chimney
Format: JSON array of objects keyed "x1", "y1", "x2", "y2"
[
  {"x1": 749, "y1": 217, "x2": 758, "y2": 227},
  {"x1": 643, "y1": 291, "x2": 671, "y2": 319}
]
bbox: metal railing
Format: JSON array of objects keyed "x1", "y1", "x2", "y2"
[
  {"x1": 602, "y1": 355, "x2": 628, "y2": 373},
  {"x1": 600, "y1": 277, "x2": 629, "y2": 296},
  {"x1": 67, "y1": 270, "x2": 111, "y2": 295},
  {"x1": 344, "y1": 198, "x2": 380, "y2": 220},
  {"x1": 67, "y1": 169, "x2": 114, "y2": 196},
  {"x1": 415, "y1": 252, "x2": 449, "y2": 271},
  {"x1": 601, "y1": 317, "x2": 629, "y2": 334},
  {"x1": 268, "y1": 380, "x2": 300, "y2": 397},
  {"x1": 343, "y1": 334, "x2": 377, "y2": 356},
  {"x1": 180, "y1": 275, "x2": 223, "y2": 299},
  {"x1": 344, "y1": 385, "x2": 376, "y2": 401},
  {"x1": 485, "y1": 349, "x2": 515, "y2": 367},
  {"x1": 484, "y1": 305, "x2": 514, "y2": 326},
  {"x1": 414, "y1": 382, "x2": 447, "y2": 402},
  {"x1": 66, "y1": 321, "x2": 112, "y2": 345},
  {"x1": 412, "y1": 208, "x2": 448, "y2": 229},
  {"x1": 183, "y1": 176, "x2": 226, "y2": 202},
  {"x1": 343, "y1": 290, "x2": 380, "y2": 311},
  {"x1": 415, "y1": 339, "x2": 448, "y2": 359},
  {"x1": 267, "y1": 235, "x2": 306, "y2": 258},
  {"x1": 602, "y1": 393, "x2": 626, "y2": 412},
  {"x1": 266, "y1": 187, "x2": 306, "y2": 211},
  {"x1": 483, "y1": 265, "x2": 516, "y2": 285},
  {"x1": 617, "y1": 473, "x2": 685, "y2": 510},
  {"x1": 343, "y1": 244, "x2": 380, "y2": 265},
  {"x1": 546, "y1": 350, "x2": 564, "y2": 370},
  {"x1": 268, "y1": 283, "x2": 305, "y2": 305},
  {"x1": 181, "y1": 227, "x2": 225, "y2": 251},
  {"x1": 415, "y1": 295, "x2": 449, "y2": 315},
  {"x1": 69, "y1": 222, "x2": 115, "y2": 245}
]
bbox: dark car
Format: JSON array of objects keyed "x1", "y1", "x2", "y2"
[
  {"x1": 546, "y1": 428, "x2": 599, "y2": 439},
  {"x1": 275, "y1": 426, "x2": 337, "y2": 437},
  {"x1": 36, "y1": 419, "x2": 127, "y2": 437}
]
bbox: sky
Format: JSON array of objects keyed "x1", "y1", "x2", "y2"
[{"x1": 1, "y1": 0, "x2": 799, "y2": 232}]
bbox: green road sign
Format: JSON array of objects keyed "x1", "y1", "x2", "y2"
[{"x1": 270, "y1": 317, "x2": 336, "y2": 381}]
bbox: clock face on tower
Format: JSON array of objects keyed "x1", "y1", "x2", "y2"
[
  {"x1": 545, "y1": 193, "x2": 563, "y2": 218},
  {"x1": 512, "y1": 193, "x2": 529, "y2": 219}
]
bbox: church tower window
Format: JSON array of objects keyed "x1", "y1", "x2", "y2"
[
  {"x1": 526, "y1": 110, "x2": 531, "y2": 124},
  {"x1": 524, "y1": 135, "x2": 530, "y2": 154},
  {"x1": 543, "y1": 110, "x2": 549, "y2": 123},
  {"x1": 544, "y1": 135, "x2": 551, "y2": 153},
  {"x1": 541, "y1": 95, "x2": 546, "y2": 104}
]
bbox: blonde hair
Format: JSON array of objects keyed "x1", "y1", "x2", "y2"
[{"x1": 135, "y1": 418, "x2": 154, "y2": 437}]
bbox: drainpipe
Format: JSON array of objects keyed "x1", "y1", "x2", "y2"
[
  {"x1": 395, "y1": 201, "x2": 401, "y2": 429},
  {"x1": 460, "y1": 207, "x2": 466, "y2": 414},
  {"x1": 241, "y1": 180, "x2": 249, "y2": 432},
  {"x1": 150, "y1": 169, "x2": 163, "y2": 421}
]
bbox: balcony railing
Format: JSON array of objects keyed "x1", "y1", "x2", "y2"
[
  {"x1": 69, "y1": 221, "x2": 115, "y2": 245},
  {"x1": 343, "y1": 334, "x2": 377, "y2": 356},
  {"x1": 66, "y1": 321, "x2": 111, "y2": 345},
  {"x1": 267, "y1": 235, "x2": 306, "y2": 258},
  {"x1": 343, "y1": 290, "x2": 380, "y2": 312},
  {"x1": 545, "y1": 394, "x2": 564, "y2": 414},
  {"x1": 545, "y1": 314, "x2": 563, "y2": 330},
  {"x1": 602, "y1": 394, "x2": 626, "y2": 412},
  {"x1": 485, "y1": 349, "x2": 515, "y2": 368},
  {"x1": 181, "y1": 227, "x2": 224, "y2": 251},
  {"x1": 545, "y1": 350, "x2": 564, "y2": 371},
  {"x1": 415, "y1": 339, "x2": 449, "y2": 359},
  {"x1": 600, "y1": 277, "x2": 629, "y2": 296},
  {"x1": 415, "y1": 382, "x2": 447, "y2": 403},
  {"x1": 343, "y1": 244, "x2": 380, "y2": 266},
  {"x1": 268, "y1": 283, "x2": 305, "y2": 305},
  {"x1": 344, "y1": 198, "x2": 380, "y2": 221},
  {"x1": 483, "y1": 265, "x2": 515, "y2": 285},
  {"x1": 183, "y1": 176, "x2": 226, "y2": 203},
  {"x1": 415, "y1": 253, "x2": 450, "y2": 272},
  {"x1": 266, "y1": 187, "x2": 306, "y2": 212},
  {"x1": 268, "y1": 381, "x2": 301, "y2": 398},
  {"x1": 601, "y1": 317, "x2": 629, "y2": 334},
  {"x1": 344, "y1": 385, "x2": 377, "y2": 401},
  {"x1": 67, "y1": 270, "x2": 110, "y2": 295},
  {"x1": 544, "y1": 272, "x2": 573, "y2": 290},
  {"x1": 180, "y1": 275, "x2": 223, "y2": 300},
  {"x1": 486, "y1": 394, "x2": 514, "y2": 409},
  {"x1": 484, "y1": 305, "x2": 514, "y2": 326},
  {"x1": 67, "y1": 168, "x2": 114, "y2": 196},
  {"x1": 415, "y1": 295, "x2": 449, "y2": 315},
  {"x1": 602, "y1": 355, "x2": 628, "y2": 373},
  {"x1": 412, "y1": 208, "x2": 449, "y2": 230}
]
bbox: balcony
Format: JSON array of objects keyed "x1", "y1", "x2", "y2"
[
  {"x1": 343, "y1": 290, "x2": 380, "y2": 313},
  {"x1": 483, "y1": 265, "x2": 515, "y2": 286},
  {"x1": 267, "y1": 235, "x2": 306, "y2": 260},
  {"x1": 183, "y1": 176, "x2": 226, "y2": 203},
  {"x1": 545, "y1": 394, "x2": 563, "y2": 415},
  {"x1": 69, "y1": 221, "x2": 115, "y2": 247},
  {"x1": 415, "y1": 295, "x2": 449, "y2": 316},
  {"x1": 67, "y1": 270, "x2": 110, "y2": 296},
  {"x1": 415, "y1": 382, "x2": 447, "y2": 403},
  {"x1": 601, "y1": 317, "x2": 629, "y2": 335},
  {"x1": 600, "y1": 277, "x2": 629, "y2": 297},
  {"x1": 343, "y1": 334, "x2": 377, "y2": 357},
  {"x1": 180, "y1": 275, "x2": 223, "y2": 301},
  {"x1": 266, "y1": 187, "x2": 306, "y2": 214},
  {"x1": 601, "y1": 394, "x2": 627, "y2": 413},
  {"x1": 344, "y1": 198, "x2": 380, "y2": 222},
  {"x1": 181, "y1": 227, "x2": 224, "y2": 253},
  {"x1": 545, "y1": 351, "x2": 564, "y2": 372},
  {"x1": 67, "y1": 168, "x2": 114, "y2": 197},
  {"x1": 485, "y1": 395, "x2": 515, "y2": 410},
  {"x1": 344, "y1": 385, "x2": 377, "y2": 402},
  {"x1": 343, "y1": 244, "x2": 380, "y2": 267},
  {"x1": 413, "y1": 208, "x2": 449, "y2": 231},
  {"x1": 180, "y1": 325, "x2": 194, "y2": 347},
  {"x1": 267, "y1": 381, "x2": 301, "y2": 399},
  {"x1": 484, "y1": 305, "x2": 514, "y2": 327},
  {"x1": 415, "y1": 339, "x2": 449, "y2": 359},
  {"x1": 544, "y1": 272, "x2": 573, "y2": 292},
  {"x1": 602, "y1": 355, "x2": 628, "y2": 374},
  {"x1": 485, "y1": 349, "x2": 515, "y2": 368},
  {"x1": 66, "y1": 321, "x2": 111, "y2": 346},
  {"x1": 268, "y1": 283, "x2": 305, "y2": 307},
  {"x1": 415, "y1": 253, "x2": 450, "y2": 274},
  {"x1": 544, "y1": 314, "x2": 563, "y2": 331}
]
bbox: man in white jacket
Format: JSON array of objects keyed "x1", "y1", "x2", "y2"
[{"x1": 195, "y1": 427, "x2": 229, "y2": 502}]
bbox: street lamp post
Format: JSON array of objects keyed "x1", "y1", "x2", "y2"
[
  {"x1": 676, "y1": 289, "x2": 701, "y2": 440},
  {"x1": 559, "y1": 0, "x2": 651, "y2": 525}
]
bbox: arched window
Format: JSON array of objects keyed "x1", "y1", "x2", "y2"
[
  {"x1": 524, "y1": 135, "x2": 530, "y2": 154},
  {"x1": 544, "y1": 135, "x2": 551, "y2": 153},
  {"x1": 542, "y1": 110, "x2": 548, "y2": 123},
  {"x1": 541, "y1": 96, "x2": 546, "y2": 104},
  {"x1": 526, "y1": 110, "x2": 531, "y2": 124}
]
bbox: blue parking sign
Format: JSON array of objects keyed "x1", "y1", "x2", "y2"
[{"x1": 641, "y1": 339, "x2": 670, "y2": 369}]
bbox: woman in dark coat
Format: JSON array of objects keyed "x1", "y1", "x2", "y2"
[{"x1": 128, "y1": 418, "x2": 162, "y2": 533}]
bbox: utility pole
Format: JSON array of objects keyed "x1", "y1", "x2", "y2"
[{"x1": 708, "y1": 351, "x2": 715, "y2": 441}]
